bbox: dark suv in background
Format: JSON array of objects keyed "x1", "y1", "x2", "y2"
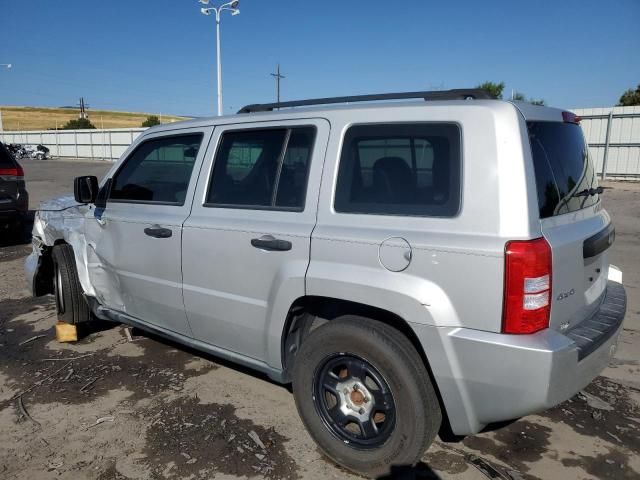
[{"x1": 0, "y1": 142, "x2": 29, "y2": 237}]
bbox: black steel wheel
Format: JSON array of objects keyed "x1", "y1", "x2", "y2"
[
  {"x1": 314, "y1": 354, "x2": 396, "y2": 449},
  {"x1": 292, "y1": 315, "x2": 442, "y2": 478}
]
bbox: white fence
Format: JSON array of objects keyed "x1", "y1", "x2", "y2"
[
  {"x1": 1, "y1": 106, "x2": 640, "y2": 178},
  {"x1": 0, "y1": 128, "x2": 146, "y2": 161},
  {"x1": 572, "y1": 106, "x2": 640, "y2": 179}
]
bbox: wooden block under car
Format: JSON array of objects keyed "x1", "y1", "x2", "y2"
[{"x1": 55, "y1": 322, "x2": 78, "y2": 342}]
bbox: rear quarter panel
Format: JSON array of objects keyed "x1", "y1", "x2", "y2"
[{"x1": 308, "y1": 102, "x2": 537, "y2": 331}]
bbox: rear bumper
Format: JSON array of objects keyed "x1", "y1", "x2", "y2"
[
  {"x1": 0, "y1": 207, "x2": 19, "y2": 223},
  {"x1": 0, "y1": 191, "x2": 28, "y2": 223},
  {"x1": 413, "y1": 277, "x2": 627, "y2": 435}
]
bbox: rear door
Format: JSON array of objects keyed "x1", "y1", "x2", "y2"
[
  {"x1": 528, "y1": 119, "x2": 611, "y2": 332},
  {"x1": 182, "y1": 119, "x2": 329, "y2": 362}
]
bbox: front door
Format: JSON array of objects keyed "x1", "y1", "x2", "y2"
[
  {"x1": 86, "y1": 127, "x2": 212, "y2": 336},
  {"x1": 182, "y1": 119, "x2": 329, "y2": 362}
]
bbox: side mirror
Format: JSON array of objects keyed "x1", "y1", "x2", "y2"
[{"x1": 74, "y1": 176, "x2": 99, "y2": 204}]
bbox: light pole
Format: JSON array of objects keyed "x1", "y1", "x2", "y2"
[
  {"x1": 199, "y1": 0, "x2": 240, "y2": 116},
  {"x1": 0, "y1": 64, "x2": 12, "y2": 69}
]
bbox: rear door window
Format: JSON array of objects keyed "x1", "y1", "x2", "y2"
[
  {"x1": 206, "y1": 126, "x2": 316, "y2": 210},
  {"x1": 528, "y1": 122, "x2": 599, "y2": 218},
  {"x1": 334, "y1": 123, "x2": 461, "y2": 217},
  {"x1": 109, "y1": 134, "x2": 203, "y2": 205}
]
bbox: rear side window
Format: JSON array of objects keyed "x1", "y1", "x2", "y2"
[
  {"x1": 528, "y1": 122, "x2": 599, "y2": 219},
  {"x1": 110, "y1": 134, "x2": 203, "y2": 205},
  {"x1": 0, "y1": 143, "x2": 15, "y2": 168},
  {"x1": 206, "y1": 126, "x2": 316, "y2": 210},
  {"x1": 335, "y1": 123, "x2": 461, "y2": 216}
]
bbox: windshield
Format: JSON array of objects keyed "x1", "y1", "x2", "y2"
[{"x1": 528, "y1": 121, "x2": 599, "y2": 219}]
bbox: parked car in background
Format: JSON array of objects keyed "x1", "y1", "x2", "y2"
[
  {"x1": 0, "y1": 142, "x2": 29, "y2": 237},
  {"x1": 24, "y1": 90, "x2": 627, "y2": 477},
  {"x1": 6, "y1": 143, "x2": 50, "y2": 160},
  {"x1": 32, "y1": 144, "x2": 50, "y2": 160}
]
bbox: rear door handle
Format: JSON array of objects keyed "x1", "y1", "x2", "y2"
[
  {"x1": 144, "y1": 226, "x2": 173, "y2": 239},
  {"x1": 251, "y1": 235, "x2": 292, "y2": 251}
]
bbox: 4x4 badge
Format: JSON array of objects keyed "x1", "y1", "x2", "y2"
[{"x1": 557, "y1": 289, "x2": 575, "y2": 301}]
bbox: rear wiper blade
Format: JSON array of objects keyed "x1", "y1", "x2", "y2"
[{"x1": 574, "y1": 186, "x2": 604, "y2": 197}]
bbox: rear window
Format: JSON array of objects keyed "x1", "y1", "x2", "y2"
[
  {"x1": 334, "y1": 123, "x2": 461, "y2": 217},
  {"x1": 528, "y1": 121, "x2": 599, "y2": 219},
  {"x1": 0, "y1": 143, "x2": 15, "y2": 167}
]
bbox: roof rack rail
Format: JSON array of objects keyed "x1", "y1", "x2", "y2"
[{"x1": 237, "y1": 88, "x2": 492, "y2": 114}]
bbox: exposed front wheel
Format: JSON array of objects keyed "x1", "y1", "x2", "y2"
[
  {"x1": 52, "y1": 244, "x2": 91, "y2": 324},
  {"x1": 292, "y1": 316, "x2": 442, "y2": 478}
]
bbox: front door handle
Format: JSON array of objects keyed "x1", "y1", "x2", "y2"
[
  {"x1": 144, "y1": 226, "x2": 173, "y2": 239},
  {"x1": 251, "y1": 235, "x2": 292, "y2": 251}
]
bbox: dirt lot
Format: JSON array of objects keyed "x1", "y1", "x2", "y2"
[{"x1": 0, "y1": 159, "x2": 638, "y2": 480}]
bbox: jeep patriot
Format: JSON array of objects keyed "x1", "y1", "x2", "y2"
[{"x1": 25, "y1": 89, "x2": 627, "y2": 477}]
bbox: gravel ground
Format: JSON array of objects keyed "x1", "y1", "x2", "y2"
[{"x1": 0, "y1": 159, "x2": 638, "y2": 480}]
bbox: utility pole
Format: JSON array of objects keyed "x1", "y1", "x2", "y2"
[
  {"x1": 270, "y1": 64, "x2": 285, "y2": 103},
  {"x1": 77, "y1": 97, "x2": 90, "y2": 119}
]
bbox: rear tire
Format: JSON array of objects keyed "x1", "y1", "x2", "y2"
[
  {"x1": 52, "y1": 244, "x2": 91, "y2": 324},
  {"x1": 292, "y1": 315, "x2": 442, "y2": 478}
]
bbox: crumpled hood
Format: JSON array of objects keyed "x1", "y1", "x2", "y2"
[
  {"x1": 39, "y1": 194, "x2": 81, "y2": 212},
  {"x1": 34, "y1": 194, "x2": 90, "y2": 246}
]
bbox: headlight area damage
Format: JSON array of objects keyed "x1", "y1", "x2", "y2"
[
  {"x1": 25, "y1": 195, "x2": 90, "y2": 297},
  {"x1": 24, "y1": 195, "x2": 125, "y2": 311}
]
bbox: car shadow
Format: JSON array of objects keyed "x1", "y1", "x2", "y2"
[
  {"x1": 377, "y1": 463, "x2": 441, "y2": 479},
  {"x1": 74, "y1": 321, "x2": 447, "y2": 479},
  {"x1": 81, "y1": 322, "x2": 290, "y2": 390}
]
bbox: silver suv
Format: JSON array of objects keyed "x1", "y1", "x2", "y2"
[{"x1": 25, "y1": 90, "x2": 627, "y2": 477}]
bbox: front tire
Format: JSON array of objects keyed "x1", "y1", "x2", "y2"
[
  {"x1": 292, "y1": 316, "x2": 442, "y2": 478},
  {"x1": 52, "y1": 244, "x2": 91, "y2": 324}
]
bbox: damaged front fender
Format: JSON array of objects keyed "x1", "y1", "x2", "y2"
[{"x1": 27, "y1": 195, "x2": 96, "y2": 299}]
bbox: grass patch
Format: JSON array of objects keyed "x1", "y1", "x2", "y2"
[{"x1": 0, "y1": 106, "x2": 189, "y2": 131}]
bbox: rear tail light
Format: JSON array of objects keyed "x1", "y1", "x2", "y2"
[
  {"x1": 562, "y1": 111, "x2": 581, "y2": 124},
  {"x1": 502, "y1": 238, "x2": 552, "y2": 334},
  {"x1": 0, "y1": 165, "x2": 24, "y2": 178}
]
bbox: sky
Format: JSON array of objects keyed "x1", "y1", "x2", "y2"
[{"x1": 1, "y1": 0, "x2": 639, "y2": 117}]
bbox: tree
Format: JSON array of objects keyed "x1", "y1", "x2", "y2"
[
  {"x1": 477, "y1": 81, "x2": 505, "y2": 99},
  {"x1": 618, "y1": 83, "x2": 640, "y2": 106},
  {"x1": 62, "y1": 117, "x2": 96, "y2": 130},
  {"x1": 141, "y1": 115, "x2": 161, "y2": 127},
  {"x1": 513, "y1": 91, "x2": 545, "y2": 105}
]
